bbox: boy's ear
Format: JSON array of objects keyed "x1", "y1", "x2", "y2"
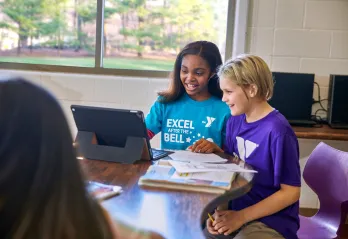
[{"x1": 248, "y1": 84, "x2": 258, "y2": 98}]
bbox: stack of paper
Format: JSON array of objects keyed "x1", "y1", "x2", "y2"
[
  {"x1": 168, "y1": 160, "x2": 257, "y2": 174},
  {"x1": 138, "y1": 163, "x2": 235, "y2": 194},
  {"x1": 169, "y1": 150, "x2": 228, "y2": 163},
  {"x1": 138, "y1": 155, "x2": 257, "y2": 194}
]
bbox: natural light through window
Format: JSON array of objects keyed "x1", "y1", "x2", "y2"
[
  {"x1": 0, "y1": 0, "x2": 97, "y2": 67},
  {"x1": 0, "y1": 0, "x2": 229, "y2": 71}
]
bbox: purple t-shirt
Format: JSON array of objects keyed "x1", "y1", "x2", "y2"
[{"x1": 225, "y1": 110, "x2": 301, "y2": 239}]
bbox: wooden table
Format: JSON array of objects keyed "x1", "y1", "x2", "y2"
[
  {"x1": 80, "y1": 156, "x2": 254, "y2": 239},
  {"x1": 293, "y1": 125, "x2": 348, "y2": 141}
]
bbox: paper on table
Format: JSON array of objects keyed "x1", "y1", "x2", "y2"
[
  {"x1": 86, "y1": 181, "x2": 122, "y2": 200},
  {"x1": 169, "y1": 150, "x2": 228, "y2": 163},
  {"x1": 171, "y1": 170, "x2": 234, "y2": 182},
  {"x1": 168, "y1": 160, "x2": 257, "y2": 173}
]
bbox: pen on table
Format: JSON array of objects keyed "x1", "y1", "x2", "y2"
[{"x1": 208, "y1": 213, "x2": 214, "y2": 223}]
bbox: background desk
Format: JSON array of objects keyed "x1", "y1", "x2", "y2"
[
  {"x1": 80, "y1": 157, "x2": 253, "y2": 239},
  {"x1": 293, "y1": 125, "x2": 348, "y2": 141}
]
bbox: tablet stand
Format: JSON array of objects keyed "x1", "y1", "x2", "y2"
[{"x1": 75, "y1": 131, "x2": 145, "y2": 164}]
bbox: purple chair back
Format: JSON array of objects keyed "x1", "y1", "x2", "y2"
[{"x1": 303, "y1": 142, "x2": 348, "y2": 236}]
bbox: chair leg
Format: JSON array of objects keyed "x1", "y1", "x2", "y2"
[{"x1": 336, "y1": 201, "x2": 348, "y2": 238}]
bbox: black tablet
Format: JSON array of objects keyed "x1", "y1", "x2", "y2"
[{"x1": 71, "y1": 105, "x2": 169, "y2": 162}]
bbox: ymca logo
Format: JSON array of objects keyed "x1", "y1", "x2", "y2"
[
  {"x1": 236, "y1": 136, "x2": 258, "y2": 161},
  {"x1": 203, "y1": 116, "x2": 216, "y2": 127}
]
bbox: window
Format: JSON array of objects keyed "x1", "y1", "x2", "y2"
[
  {"x1": 0, "y1": 0, "x2": 233, "y2": 75},
  {"x1": 103, "y1": 0, "x2": 228, "y2": 71},
  {"x1": 0, "y1": 0, "x2": 97, "y2": 67}
]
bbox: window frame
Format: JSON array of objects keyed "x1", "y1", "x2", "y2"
[{"x1": 0, "y1": 0, "x2": 238, "y2": 78}]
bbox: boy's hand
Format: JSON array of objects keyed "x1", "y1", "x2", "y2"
[
  {"x1": 188, "y1": 139, "x2": 223, "y2": 154},
  {"x1": 206, "y1": 215, "x2": 219, "y2": 235},
  {"x1": 213, "y1": 210, "x2": 246, "y2": 235},
  {"x1": 206, "y1": 210, "x2": 226, "y2": 235}
]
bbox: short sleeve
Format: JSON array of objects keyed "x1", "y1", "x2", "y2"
[
  {"x1": 271, "y1": 134, "x2": 301, "y2": 188},
  {"x1": 145, "y1": 100, "x2": 164, "y2": 135}
]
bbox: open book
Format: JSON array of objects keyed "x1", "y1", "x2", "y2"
[{"x1": 138, "y1": 160, "x2": 236, "y2": 194}]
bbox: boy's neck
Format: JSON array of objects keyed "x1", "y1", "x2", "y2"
[{"x1": 245, "y1": 100, "x2": 274, "y2": 123}]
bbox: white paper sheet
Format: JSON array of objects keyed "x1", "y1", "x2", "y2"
[
  {"x1": 169, "y1": 150, "x2": 228, "y2": 163},
  {"x1": 168, "y1": 160, "x2": 257, "y2": 173}
]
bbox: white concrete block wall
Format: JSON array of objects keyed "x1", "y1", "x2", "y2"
[
  {"x1": 247, "y1": 0, "x2": 348, "y2": 118},
  {"x1": 247, "y1": 0, "x2": 348, "y2": 209},
  {"x1": 0, "y1": 70, "x2": 167, "y2": 148}
]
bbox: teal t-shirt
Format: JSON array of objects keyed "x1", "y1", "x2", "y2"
[{"x1": 145, "y1": 93, "x2": 231, "y2": 150}]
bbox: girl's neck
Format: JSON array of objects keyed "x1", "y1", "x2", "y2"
[
  {"x1": 188, "y1": 90, "x2": 211, "y2": 101},
  {"x1": 245, "y1": 100, "x2": 274, "y2": 123}
]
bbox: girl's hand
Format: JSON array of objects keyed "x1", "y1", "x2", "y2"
[
  {"x1": 213, "y1": 210, "x2": 246, "y2": 235},
  {"x1": 188, "y1": 139, "x2": 223, "y2": 153}
]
